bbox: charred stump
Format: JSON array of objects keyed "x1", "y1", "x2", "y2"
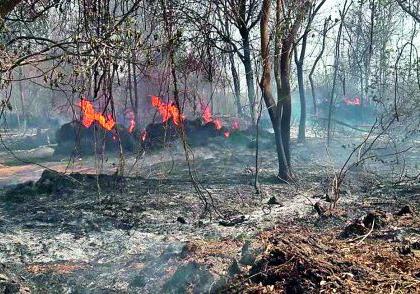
[{"x1": 54, "y1": 120, "x2": 138, "y2": 156}]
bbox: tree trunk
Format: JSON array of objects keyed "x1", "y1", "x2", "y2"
[
  {"x1": 327, "y1": 1, "x2": 349, "y2": 145},
  {"x1": 18, "y1": 68, "x2": 26, "y2": 129},
  {"x1": 229, "y1": 52, "x2": 242, "y2": 116},
  {"x1": 260, "y1": 0, "x2": 290, "y2": 180},
  {"x1": 296, "y1": 62, "x2": 306, "y2": 143},
  {"x1": 309, "y1": 19, "x2": 329, "y2": 117},
  {"x1": 278, "y1": 46, "x2": 292, "y2": 171},
  {"x1": 242, "y1": 34, "x2": 256, "y2": 125},
  {"x1": 131, "y1": 50, "x2": 139, "y2": 125}
]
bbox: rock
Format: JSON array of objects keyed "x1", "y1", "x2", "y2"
[
  {"x1": 267, "y1": 196, "x2": 281, "y2": 205},
  {"x1": 162, "y1": 262, "x2": 214, "y2": 293},
  {"x1": 314, "y1": 201, "x2": 327, "y2": 216},
  {"x1": 227, "y1": 259, "x2": 241, "y2": 277},
  {"x1": 176, "y1": 216, "x2": 186, "y2": 224},
  {"x1": 239, "y1": 241, "x2": 257, "y2": 266},
  {"x1": 396, "y1": 205, "x2": 413, "y2": 216}
]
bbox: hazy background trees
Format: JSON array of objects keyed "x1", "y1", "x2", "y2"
[{"x1": 0, "y1": 0, "x2": 418, "y2": 178}]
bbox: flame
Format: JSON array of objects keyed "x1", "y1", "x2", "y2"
[
  {"x1": 213, "y1": 118, "x2": 222, "y2": 130},
  {"x1": 125, "y1": 109, "x2": 136, "y2": 133},
  {"x1": 141, "y1": 130, "x2": 147, "y2": 141},
  {"x1": 202, "y1": 104, "x2": 212, "y2": 124},
  {"x1": 344, "y1": 97, "x2": 361, "y2": 106},
  {"x1": 201, "y1": 103, "x2": 224, "y2": 130},
  {"x1": 151, "y1": 96, "x2": 183, "y2": 126},
  {"x1": 128, "y1": 121, "x2": 135, "y2": 133},
  {"x1": 231, "y1": 119, "x2": 240, "y2": 130},
  {"x1": 78, "y1": 98, "x2": 115, "y2": 131}
]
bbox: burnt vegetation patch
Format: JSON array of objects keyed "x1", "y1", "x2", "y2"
[
  {"x1": 0, "y1": 0, "x2": 419, "y2": 292},
  {"x1": 226, "y1": 211, "x2": 420, "y2": 293}
]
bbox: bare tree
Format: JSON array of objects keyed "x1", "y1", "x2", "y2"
[
  {"x1": 327, "y1": 0, "x2": 353, "y2": 145},
  {"x1": 396, "y1": 0, "x2": 420, "y2": 23},
  {"x1": 294, "y1": 0, "x2": 327, "y2": 143},
  {"x1": 308, "y1": 18, "x2": 332, "y2": 116},
  {"x1": 190, "y1": 0, "x2": 262, "y2": 124},
  {"x1": 260, "y1": 0, "x2": 310, "y2": 180}
]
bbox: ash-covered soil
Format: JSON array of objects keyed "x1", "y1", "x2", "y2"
[{"x1": 0, "y1": 129, "x2": 418, "y2": 293}]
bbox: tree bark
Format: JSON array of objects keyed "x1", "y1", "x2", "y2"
[
  {"x1": 260, "y1": 0, "x2": 289, "y2": 180},
  {"x1": 131, "y1": 50, "x2": 139, "y2": 125},
  {"x1": 327, "y1": 0, "x2": 349, "y2": 145},
  {"x1": 309, "y1": 19, "x2": 329, "y2": 116},
  {"x1": 229, "y1": 52, "x2": 242, "y2": 116},
  {"x1": 296, "y1": 62, "x2": 306, "y2": 143},
  {"x1": 278, "y1": 44, "x2": 293, "y2": 171},
  {"x1": 241, "y1": 33, "x2": 256, "y2": 125}
]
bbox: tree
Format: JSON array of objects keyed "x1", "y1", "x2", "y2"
[
  {"x1": 396, "y1": 0, "x2": 420, "y2": 23},
  {"x1": 308, "y1": 17, "x2": 331, "y2": 116},
  {"x1": 294, "y1": 0, "x2": 326, "y2": 143},
  {"x1": 194, "y1": 0, "x2": 262, "y2": 124},
  {"x1": 327, "y1": 0, "x2": 352, "y2": 145},
  {"x1": 260, "y1": 0, "x2": 310, "y2": 180}
]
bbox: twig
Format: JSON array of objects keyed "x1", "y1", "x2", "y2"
[{"x1": 356, "y1": 219, "x2": 375, "y2": 245}]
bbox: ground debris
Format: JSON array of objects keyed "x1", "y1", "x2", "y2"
[
  {"x1": 225, "y1": 217, "x2": 420, "y2": 293},
  {"x1": 340, "y1": 210, "x2": 391, "y2": 238},
  {"x1": 219, "y1": 215, "x2": 246, "y2": 227},
  {"x1": 0, "y1": 264, "x2": 30, "y2": 294},
  {"x1": 26, "y1": 262, "x2": 87, "y2": 275},
  {"x1": 162, "y1": 261, "x2": 214, "y2": 293},
  {"x1": 396, "y1": 205, "x2": 414, "y2": 216}
]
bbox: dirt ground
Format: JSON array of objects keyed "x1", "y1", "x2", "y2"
[{"x1": 0, "y1": 126, "x2": 418, "y2": 293}]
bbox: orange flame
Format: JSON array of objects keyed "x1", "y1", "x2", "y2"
[
  {"x1": 141, "y1": 130, "x2": 147, "y2": 141},
  {"x1": 151, "y1": 96, "x2": 183, "y2": 126},
  {"x1": 78, "y1": 98, "x2": 116, "y2": 131},
  {"x1": 201, "y1": 103, "x2": 224, "y2": 131},
  {"x1": 202, "y1": 104, "x2": 212, "y2": 124},
  {"x1": 128, "y1": 120, "x2": 135, "y2": 133},
  {"x1": 213, "y1": 118, "x2": 222, "y2": 130},
  {"x1": 125, "y1": 110, "x2": 136, "y2": 133}
]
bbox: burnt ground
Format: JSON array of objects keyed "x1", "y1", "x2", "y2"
[{"x1": 0, "y1": 127, "x2": 419, "y2": 293}]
